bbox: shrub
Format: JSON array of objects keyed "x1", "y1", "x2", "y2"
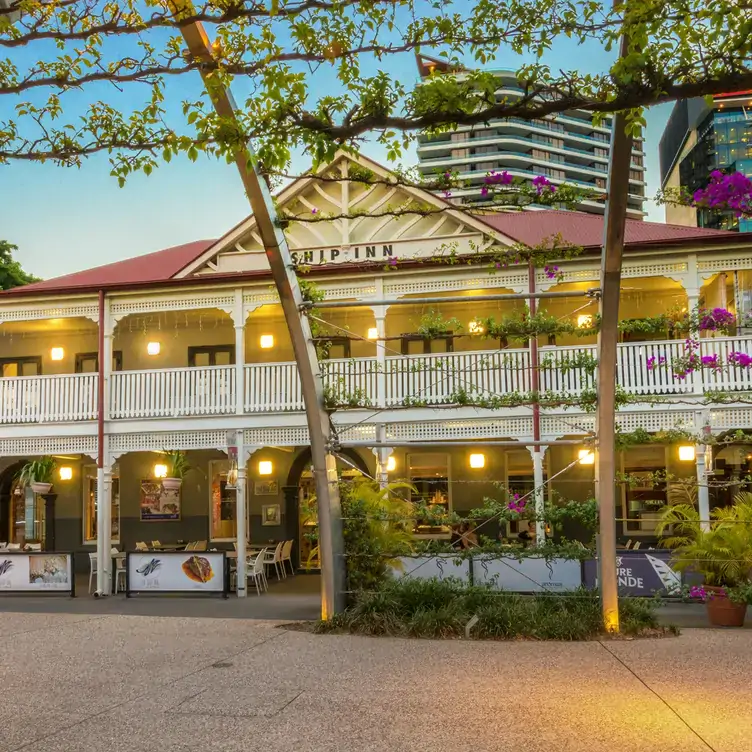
[{"x1": 316, "y1": 578, "x2": 669, "y2": 640}]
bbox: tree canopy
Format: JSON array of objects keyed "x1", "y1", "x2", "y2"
[
  {"x1": 0, "y1": 240, "x2": 40, "y2": 289},
  {"x1": 1, "y1": 0, "x2": 751, "y2": 184}
]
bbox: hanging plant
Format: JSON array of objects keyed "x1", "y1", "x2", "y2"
[
  {"x1": 17, "y1": 456, "x2": 57, "y2": 495},
  {"x1": 415, "y1": 309, "x2": 462, "y2": 339}
]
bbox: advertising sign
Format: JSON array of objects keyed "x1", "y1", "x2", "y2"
[
  {"x1": 392, "y1": 555, "x2": 470, "y2": 583},
  {"x1": 126, "y1": 551, "x2": 227, "y2": 595},
  {"x1": 583, "y1": 551, "x2": 681, "y2": 596},
  {"x1": 473, "y1": 556, "x2": 582, "y2": 593},
  {"x1": 0, "y1": 553, "x2": 73, "y2": 594}
]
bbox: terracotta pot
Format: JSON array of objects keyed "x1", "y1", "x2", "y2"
[
  {"x1": 30, "y1": 482, "x2": 52, "y2": 495},
  {"x1": 161, "y1": 477, "x2": 182, "y2": 491},
  {"x1": 705, "y1": 586, "x2": 748, "y2": 628}
]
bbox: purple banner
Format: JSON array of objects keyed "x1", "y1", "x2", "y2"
[{"x1": 583, "y1": 551, "x2": 681, "y2": 596}]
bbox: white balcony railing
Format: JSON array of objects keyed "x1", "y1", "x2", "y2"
[
  {"x1": 6, "y1": 337, "x2": 752, "y2": 424},
  {"x1": 0, "y1": 373, "x2": 97, "y2": 423},
  {"x1": 110, "y1": 366, "x2": 235, "y2": 419}
]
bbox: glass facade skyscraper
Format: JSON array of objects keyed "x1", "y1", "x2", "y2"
[{"x1": 660, "y1": 94, "x2": 752, "y2": 231}]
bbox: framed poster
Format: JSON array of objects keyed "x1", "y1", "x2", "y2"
[
  {"x1": 126, "y1": 551, "x2": 227, "y2": 595},
  {"x1": 255, "y1": 480, "x2": 278, "y2": 496},
  {"x1": 262, "y1": 503, "x2": 281, "y2": 526},
  {"x1": 140, "y1": 480, "x2": 181, "y2": 521}
]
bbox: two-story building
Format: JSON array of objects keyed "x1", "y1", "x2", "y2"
[{"x1": 2, "y1": 152, "x2": 751, "y2": 580}]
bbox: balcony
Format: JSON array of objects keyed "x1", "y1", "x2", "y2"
[{"x1": 1, "y1": 338, "x2": 748, "y2": 424}]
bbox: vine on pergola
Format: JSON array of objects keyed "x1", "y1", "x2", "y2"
[{"x1": 2, "y1": 0, "x2": 752, "y2": 185}]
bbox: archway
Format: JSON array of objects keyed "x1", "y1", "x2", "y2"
[
  {"x1": 284, "y1": 447, "x2": 371, "y2": 569},
  {"x1": 0, "y1": 461, "x2": 24, "y2": 545}
]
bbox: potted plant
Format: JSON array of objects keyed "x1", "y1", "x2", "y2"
[
  {"x1": 17, "y1": 456, "x2": 57, "y2": 495},
  {"x1": 161, "y1": 450, "x2": 190, "y2": 491},
  {"x1": 658, "y1": 493, "x2": 752, "y2": 627}
]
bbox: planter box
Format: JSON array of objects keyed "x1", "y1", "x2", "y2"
[
  {"x1": 391, "y1": 555, "x2": 470, "y2": 583},
  {"x1": 473, "y1": 555, "x2": 582, "y2": 593}
]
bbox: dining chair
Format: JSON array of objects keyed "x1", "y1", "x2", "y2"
[
  {"x1": 151, "y1": 540, "x2": 161, "y2": 548},
  {"x1": 27, "y1": 543, "x2": 41, "y2": 551},
  {"x1": 114, "y1": 557, "x2": 127, "y2": 593},
  {"x1": 263, "y1": 541, "x2": 285, "y2": 581},
  {"x1": 280, "y1": 539, "x2": 294, "y2": 576},
  {"x1": 247, "y1": 549, "x2": 268, "y2": 595},
  {"x1": 632, "y1": 541, "x2": 641, "y2": 550},
  {"x1": 135, "y1": 541, "x2": 148, "y2": 551},
  {"x1": 0, "y1": 542, "x2": 7, "y2": 550},
  {"x1": 625, "y1": 539, "x2": 633, "y2": 549},
  {"x1": 8, "y1": 543, "x2": 21, "y2": 551},
  {"x1": 193, "y1": 540, "x2": 207, "y2": 551},
  {"x1": 184, "y1": 541, "x2": 195, "y2": 551},
  {"x1": 88, "y1": 552, "x2": 98, "y2": 594}
]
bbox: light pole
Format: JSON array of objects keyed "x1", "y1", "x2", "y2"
[{"x1": 174, "y1": 11, "x2": 347, "y2": 618}]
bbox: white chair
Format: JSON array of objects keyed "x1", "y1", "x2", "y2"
[
  {"x1": 114, "y1": 556, "x2": 126, "y2": 593},
  {"x1": 184, "y1": 541, "x2": 195, "y2": 551},
  {"x1": 632, "y1": 541, "x2": 641, "y2": 550},
  {"x1": 281, "y1": 540, "x2": 294, "y2": 576},
  {"x1": 625, "y1": 539, "x2": 633, "y2": 549},
  {"x1": 8, "y1": 543, "x2": 21, "y2": 551},
  {"x1": 88, "y1": 552, "x2": 98, "y2": 594},
  {"x1": 135, "y1": 541, "x2": 148, "y2": 551},
  {"x1": 0, "y1": 542, "x2": 7, "y2": 550},
  {"x1": 247, "y1": 549, "x2": 268, "y2": 595},
  {"x1": 151, "y1": 540, "x2": 161, "y2": 548},
  {"x1": 27, "y1": 543, "x2": 41, "y2": 552},
  {"x1": 193, "y1": 540, "x2": 207, "y2": 551},
  {"x1": 263, "y1": 541, "x2": 285, "y2": 581}
]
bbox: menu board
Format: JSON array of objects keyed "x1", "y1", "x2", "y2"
[
  {"x1": 126, "y1": 551, "x2": 227, "y2": 595},
  {"x1": 0, "y1": 553, "x2": 73, "y2": 593}
]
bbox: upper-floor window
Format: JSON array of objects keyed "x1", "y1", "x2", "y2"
[
  {"x1": 187, "y1": 345, "x2": 235, "y2": 367},
  {"x1": 0, "y1": 357, "x2": 41, "y2": 377},
  {"x1": 400, "y1": 333, "x2": 454, "y2": 355},
  {"x1": 75, "y1": 351, "x2": 123, "y2": 373}
]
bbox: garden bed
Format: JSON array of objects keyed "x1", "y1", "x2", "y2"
[{"x1": 307, "y1": 579, "x2": 678, "y2": 641}]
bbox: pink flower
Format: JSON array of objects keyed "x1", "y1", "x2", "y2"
[
  {"x1": 387, "y1": 257, "x2": 398, "y2": 267},
  {"x1": 544, "y1": 264, "x2": 559, "y2": 280},
  {"x1": 507, "y1": 493, "x2": 527, "y2": 513},
  {"x1": 443, "y1": 190, "x2": 452, "y2": 198},
  {"x1": 693, "y1": 171, "x2": 752, "y2": 217},
  {"x1": 311, "y1": 208, "x2": 318, "y2": 214},
  {"x1": 729, "y1": 351, "x2": 752, "y2": 368},
  {"x1": 532, "y1": 175, "x2": 556, "y2": 195},
  {"x1": 480, "y1": 186, "x2": 489, "y2": 197},
  {"x1": 646, "y1": 355, "x2": 666, "y2": 371}
]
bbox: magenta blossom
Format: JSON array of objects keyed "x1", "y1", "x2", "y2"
[
  {"x1": 693, "y1": 170, "x2": 752, "y2": 218},
  {"x1": 484, "y1": 170, "x2": 513, "y2": 186},
  {"x1": 544, "y1": 264, "x2": 559, "y2": 280},
  {"x1": 689, "y1": 585, "x2": 707, "y2": 601},
  {"x1": 443, "y1": 190, "x2": 452, "y2": 198},
  {"x1": 507, "y1": 493, "x2": 527, "y2": 514},
  {"x1": 646, "y1": 355, "x2": 667, "y2": 371},
  {"x1": 698, "y1": 307, "x2": 736, "y2": 331},
  {"x1": 532, "y1": 175, "x2": 556, "y2": 195},
  {"x1": 729, "y1": 351, "x2": 752, "y2": 368},
  {"x1": 701, "y1": 354, "x2": 720, "y2": 369},
  {"x1": 387, "y1": 256, "x2": 398, "y2": 267},
  {"x1": 480, "y1": 186, "x2": 489, "y2": 197},
  {"x1": 311, "y1": 208, "x2": 318, "y2": 214}
]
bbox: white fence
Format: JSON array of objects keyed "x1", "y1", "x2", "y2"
[{"x1": 0, "y1": 373, "x2": 97, "y2": 423}]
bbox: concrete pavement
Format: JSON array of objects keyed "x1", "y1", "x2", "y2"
[{"x1": 1, "y1": 611, "x2": 750, "y2": 752}]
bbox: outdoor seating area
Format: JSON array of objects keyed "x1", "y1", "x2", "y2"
[{"x1": 84, "y1": 539, "x2": 297, "y2": 597}]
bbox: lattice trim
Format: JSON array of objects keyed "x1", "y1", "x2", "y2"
[
  {"x1": 698, "y1": 257, "x2": 752, "y2": 272},
  {"x1": 385, "y1": 417, "x2": 534, "y2": 441},
  {"x1": 0, "y1": 303, "x2": 99, "y2": 323},
  {"x1": 0, "y1": 436, "x2": 97, "y2": 457},
  {"x1": 384, "y1": 273, "x2": 528, "y2": 296},
  {"x1": 111, "y1": 294, "x2": 236, "y2": 319},
  {"x1": 110, "y1": 430, "x2": 227, "y2": 454}
]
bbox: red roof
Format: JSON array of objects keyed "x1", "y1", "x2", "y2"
[
  {"x1": 477, "y1": 210, "x2": 737, "y2": 248},
  {"x1": 4, "y1": 240, "x2": 215, "y2": 296}
]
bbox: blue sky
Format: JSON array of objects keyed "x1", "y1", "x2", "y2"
[{"x1": 1, "y1": 20, "x2": 673, "y2": 280}]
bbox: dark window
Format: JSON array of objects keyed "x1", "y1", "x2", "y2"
[
  {"x1": 314, "y1": 337, "x2": 351, "y2": 360},
  {"x1": 75, "y1": 351, "x2": 123, "y2": 373},
  {"x1": 0, "y1": 357, "x2": 42, "y2": 377},
  {"x1": 187, "y1": 345, "x2": 235, "y2": 367},
  {"x1": 400, "y1": 333, "x2": 454, "y2": 355}
]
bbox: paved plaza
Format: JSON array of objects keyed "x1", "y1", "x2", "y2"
[{"x1": 1, "y1": 606, "x2": 751, "y2": 752}]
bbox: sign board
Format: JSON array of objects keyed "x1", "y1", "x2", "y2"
[
  {"x1": 583, "y1": 551, "x2": 681, "y2": 596},
  {"x1": 392, "y1": 555, "x2": 470, "y2": 583},
  {"x1": 473, "y1": 556, "x2": 582, "y2": 593},
  {"x1": 126, "y1": 551, "x2": 228, "y2": 596},
  {"x1": 0, "y1": 553, "x2": 74, "y2": 595}
]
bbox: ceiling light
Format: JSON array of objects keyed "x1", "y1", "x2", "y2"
[
  {"x1": 147, "y1": 342, "x2": 161, "y2": 356},
  {"x1": 260, "y1": 334, "x2": 274, "y2": 349},
  {"x1": 469, "y1": 453, "x2": 486, "y2": 469},
  {"x1": 50, "y1": 347, "x2": 64, "y2": 361}
]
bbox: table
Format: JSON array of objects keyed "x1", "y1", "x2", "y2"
[{"x1": 149, "y1": 543, "x2": 186, "y2": 551}]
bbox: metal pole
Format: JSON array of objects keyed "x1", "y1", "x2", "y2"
[
  {"x1": 308, "y1": 290, "x2": 599, "y2": 309},
  {"x1": 528, "y1": 261, "x2": 546, "y2": 545},
  {"x1": 596, "y1": 44, "x2": 634, "y2": 632},
  {"x1": 176, "y1": 14, "x2": 346, "y2": 617}
]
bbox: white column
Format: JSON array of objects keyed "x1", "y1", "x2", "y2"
[
  {"x1": 532, "y1": 448, "x2": 546, "y2": 545},
  {"x1": 372, "y1": 427, "x2": 393, "y2": 488},
  {"x1": 96, "y1": 451, "x2": 113, "y2": 595},
  {"x1": 234, "y1": 289, "x2": 246, "y2": 415},
  {"x1": 373, "y1": 306, "x2": 388, "y2": 409},
  {"x1": 696, "y1": 445, "x2": 711, "y2": 532},
  {"x1": 235, "y1": 455, "x2": 247, "y2": 597}
]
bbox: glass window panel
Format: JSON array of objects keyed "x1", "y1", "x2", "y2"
[
  {"x1": 21, "y1": 362, "x2": 39, "y2": 376},
  {"x1": 408, "y1": 453, "x2": 450, "y2": 510},
  {"x1": 193, "y1": 352, "x2": 211, "y2": 367},
  {"x1": 210, "y1": 460, "x2": 243, "y2": 540},
  {"x1": 214, "y1": 351, "x2": 232, "y2": 366},
  {"x1": 83, "y1": 465, "x2": 120, "y2": 543},
  {"x1": 621, "y1": 447, "x2": 667, "y2": 537},
  {"x1": 2, "y1": 363, "x2": 18, "y2": 377}
]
